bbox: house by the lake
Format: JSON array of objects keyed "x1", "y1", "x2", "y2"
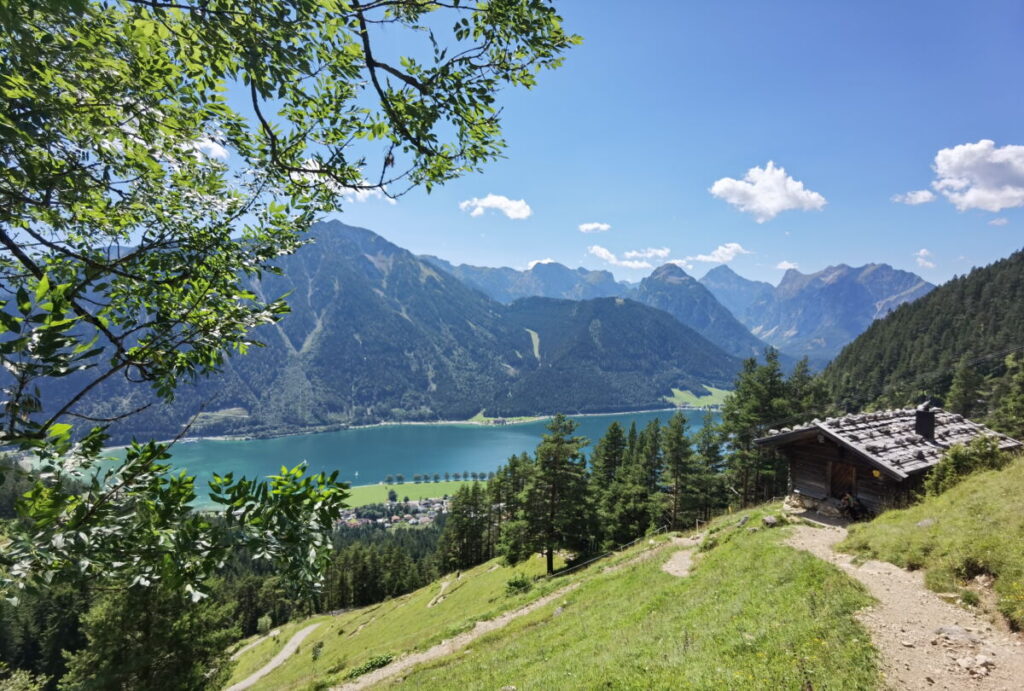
[{"x1": 754, "y1": 404, "x2": 1022, "y2": 515}]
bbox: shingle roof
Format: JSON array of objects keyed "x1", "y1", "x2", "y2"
[{"x1": 755, "y1": 408, "x2": 1023, "y2": 479}]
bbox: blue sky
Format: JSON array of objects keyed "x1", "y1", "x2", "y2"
[{"x1": 319, "y1": 0, "x2": 1024, "y2": 285}]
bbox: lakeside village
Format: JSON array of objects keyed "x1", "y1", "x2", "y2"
[
  {"x1": 335, "y1": 471, "x2": 498, "y2": 529},
  {"x1": 336, "y1": 496, "x2": 449, "y2": 529}
]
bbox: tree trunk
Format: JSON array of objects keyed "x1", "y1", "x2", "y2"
[{"x1": 546, "y1": 546, "x2": 554, "y2": 575}]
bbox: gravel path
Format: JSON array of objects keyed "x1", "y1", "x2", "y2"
[
  {"x1": 229, "y1": 630, "x2": 279, "y2": 661},
  {"x1": 333, "y1": 583, "x2": 580, "y2": 690},
  {"x1": 427, "y1": 579, "x2": 450, "y2": 608},
  {"x1": 661, "y1": 549, "x2": 694, "y2": 577},
  {"x1": 787, "y1": 524, "x2": 1024, "y2": 690},
  {"x1": 660, "y1": 534, "x2": 703, "y2": 578},
  {"x1": 225, "y1": 623, "x2": 322, "y2": 691}
]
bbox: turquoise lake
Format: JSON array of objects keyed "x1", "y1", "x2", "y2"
[{"x1": 142, "y1": 409, "x2": 718, "y2": 505}]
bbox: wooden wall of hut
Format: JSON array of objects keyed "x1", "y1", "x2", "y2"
[{"x1": 782, "y1": 436, "x2": 898, "y2": 513}]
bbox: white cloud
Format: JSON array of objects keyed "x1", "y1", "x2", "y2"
[
  {"x1": 459, "y1": 193, "x2": 532, "y2": 220},
  {"x1": 578, "y1": 222, "x2": 611, "y2": 233},
  {"x1": 989, "y1": 217, "x2": 1009, "y2": 226},
  {"x1": 291, "y1": 160, "x2": 397, "y2": 204},
  {"x1": 776, "y1": 260, "x2": 799, "y2": 270},
  {"x1": 709, "y1": 161, "x2": 826, "y2": 222},
  {"x1": 527, "y1": 258, "x2": 556, "y2": 270},
  {"x1": 192, "y1": 137, "x2": 229, "y2": 160},
  {"x1": 667, "y1": 259, "x2": 695, "y2": 271},
  {"x1": 891, "y1": 189, "x2": 935, "y2": 205},
  {"x1": 688, "y1": 242, "x2": 752, "y2": 264},
  {"x1": 931, "y1": 140, "x2": 1024, "y2": 212},
  {"x1": 915, "y1": 248, "x2": 935, "y2": 269},
  {"x1": 339, "y1": 184, "x2": 397, "y2": 205},
  {"x1": 623, "y1": 247, "x2": 671, "y2": 260},
  {"x1": 587, "y1": 245, "x2": 654, "y2": 270}
]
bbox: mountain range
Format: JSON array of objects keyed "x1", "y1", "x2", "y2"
[
  {"x1": 424, "y1": 256, "x2": 779, "y2": 361},
  {"x1": 424, "y1": 255, "x2": 933, "y2": 365},
  {"x1": 52, "y1": 222, "x2": 939, "y2": 441},
  {"x1": 825, "y1": 247, "x2": 1024, "y2": 410},
  {"x1": 700, "y1": 263, "x2": 934, "y2": 363},
  {"x1": 421, "y1": 257, "x2": 627, "y2": 303},
  {"x1": 77, "y1": 222, "x2": 742, "y2": 441}
]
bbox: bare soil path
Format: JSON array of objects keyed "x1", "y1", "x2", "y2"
[
  {"x1": 787, "y1": 523, "x2": 1024, "y2": 690},
  {"x1": 427, "y1": 579, "x2": 450, "y2": 608},
  {"x1": 229, "y1": 629, "x2": 280, "y2": 661},
  {"x1": 333, "y1": 582, "x2": 580, "y2": 690},
  {"x1": 661, "y1": 548, "x2": 694, "y2": 577},
  {"x1": 225, "y1": 623, "x2": 322, "y2": 691},
  {"x1": 660, "y1": 534, "x2": 703, "y2": 578}
]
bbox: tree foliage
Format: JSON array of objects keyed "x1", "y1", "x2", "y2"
[
  {"x1": 825, "y1": 249, "x2": 1024, "y2": 415},
  {"x1": 924, "y1": 435, "x2": 1011, "y2": 496},
  {"x1": 0, "y1": 0, "x2": 577, "y2": 601}
]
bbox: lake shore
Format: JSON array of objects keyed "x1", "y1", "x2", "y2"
[{"x1": 105, "y1": 406, "x2": 704, "y2": 451}]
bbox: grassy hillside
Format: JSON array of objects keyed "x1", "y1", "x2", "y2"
[
  {"x1": 228, "y1": 506, "x2": 879, "y2": 690},
  {"x1": 840, "y1": 455, "x2": 1024, "y2": 628},
  {"x1": 223, "y1": 548, "x2": 569, "y2": 690}
]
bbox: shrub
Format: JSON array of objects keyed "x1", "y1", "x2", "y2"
[
  {"x1": 505, "y1": 572, "x2": 532, "y2": 596},
  {"x1": 925, "y1": 436, "x2": 1009, "y2": 495},
  {"x1": 345, "y1": 654, "x2": 394, "y2": 680},
  {"x1": 256, "y1": 614, "x2": 273, "y2": 635}
]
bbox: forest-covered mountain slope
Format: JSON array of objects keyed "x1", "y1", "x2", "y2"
[
  {"x1": 65, "y1": 222, "x2": 741, "y2": 442},
  {"x1": 825, "y1": 248, "x2": 1024, "y2": 411},
  {"x1": 701, "y1": 263, "x2": 934, "y2": 363},
  {"x1": 424, "y1": 257, "x2": 782, "y2": 362},
  {"x1": 631, "y1": 264, "x2": 781, "y2": 361},
  {"x1": 498, "y1": 296, "x2": 742, "y2": 415}
]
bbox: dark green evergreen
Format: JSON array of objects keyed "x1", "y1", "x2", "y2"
[
  {"x1": 825, "y1": 249, "x2": 1024, "y2": 414},
  {"x1": 506, "y1": 415, "x2": 591, "y2": 574}
]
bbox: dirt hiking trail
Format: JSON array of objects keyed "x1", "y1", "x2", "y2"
[
  {"x1": 788, "y1": 523, "x2": 1024, "y2": 690},
  {"x1": 333, "y1": 582, "x2": 580, "y2": 690},
  {"x1": 225, "y1": 623, "x2": 322, "y2": 691}
]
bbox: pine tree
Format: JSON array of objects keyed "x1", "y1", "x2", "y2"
[
  {"x1": 637, "y1": 419, "x2": 664, "y2": 493},
  {"x1": 518, "y1": 415, "x2": 591, "y2": 574},
  {"x1": 590, "y1": 422, "x2": 626, "y2": 496},
  {"x1": 721, "y1": 349, "x2": 791, "y2": 504},
  {"x1": 662, "y1": 413, "x2": 696, "y2": 530},
  {"x1": 947, "y1": 356, "x2": 985, "y2": 418},
  {"x1": 693, "y1": 411, "x2": 726, "y2": 522},
  {"x1": 991, "y1": 354, "x2": 1024, "y2": 439}
]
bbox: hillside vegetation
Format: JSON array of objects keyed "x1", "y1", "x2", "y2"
[
  {"x1": 840, "y1": 454, "x2": 1024, "y2": 628},
  {"x1": 66, "y1": 222, "x2": 742, "y2": 443},
  {"x1": 826, "y1": 248, "x2": 1024, "y2": 412},
  {"x1": 229, "y1": 507, "x2": 879, "y2": 690}
]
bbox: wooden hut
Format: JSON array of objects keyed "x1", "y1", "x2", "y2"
[{"x1": 754, "y1": 405, "x2": 1022, "y2": 514}]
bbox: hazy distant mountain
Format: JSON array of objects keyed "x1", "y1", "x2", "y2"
[
  {"x1": 74, "y1": 222, "x2": 740, "y2": 441},
  {"x1": 701, "y1": 263, "x2": 934, "y2": 363},
  {"x1": 421, "y1": 256, "x2": 627, "y2": 303},
  {"x1": 630, "y1": 264, "x2": 778, "y2": 361},
  {"x1": 424, "y1": 257, "x2": 781, "y2": 362},
  {"x1": 699, "y1": 265, "x2": 774, "y2": 321}
]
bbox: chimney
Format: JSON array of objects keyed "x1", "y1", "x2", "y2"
[{"x1": 915, "y1": 401, "x2": 935, "y2": 440}]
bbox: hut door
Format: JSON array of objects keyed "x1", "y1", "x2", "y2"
[{"x1": 830, "y1": 462, "x2": 856, "y2": 498}]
